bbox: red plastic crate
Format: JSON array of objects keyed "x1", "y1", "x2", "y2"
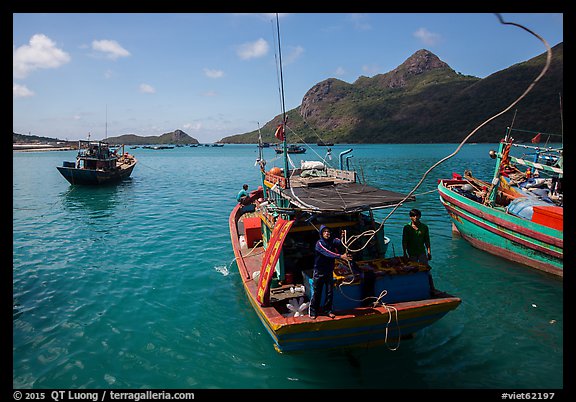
[
  {"x1": 243, "y1": 217, "x2": 262, "y2": 247},
  {"x1": 532, "y1": 205, "x2": 563, "y2": 231}
]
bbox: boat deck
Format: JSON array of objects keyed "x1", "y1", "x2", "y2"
[{"x1": 265, "y1": 167, "x2": 414, "y2": 212}]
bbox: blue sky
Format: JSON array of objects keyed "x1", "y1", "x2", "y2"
[{"x1": 13, "y1": 13, "x2": 563, "y2": 143}]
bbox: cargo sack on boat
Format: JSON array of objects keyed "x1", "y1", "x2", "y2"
[
  {"x1": 301, "y1": 160, "x2": 325, "y2": 170},
  {"x1": 300, "y1": 169, "x2": 328, "y2": 178},
  {"x1": 506, "y1": 197, "x2": 552, "y2": 221}
]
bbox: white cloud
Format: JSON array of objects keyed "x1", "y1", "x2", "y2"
[
  {"x1": 413, "y1": 28, "x2": 441, "y2": 46},
  {"x1": 202, "y1": 90, "x2": 217, "y2": 97},
  {"x1": 362, "y1": 64, "x2": 379, "y2": 75},
  {"x1": 183, "y1": 122, "x2": 202, "y2": 131},
  {"x1": 13, "y1": 83, "x2": 34, "y2": 98},
  {"x1": 349, "y1": 13, "x2": 372, "y2": 30},
  {"x1": 334, "y1": 67, "x2": 346, "y2": 76},
  {"x1": 236, "y1": 38, "x2": 269, "y2": 60},
  {"x1": 283, "y1": 45, "x2": 304, "y2": 65},
  {"x1": 92, "y1": 39, "x2": 131, "y2": 60},
  {"x1": 13, "y1": 34, "x2": 71, "y2": 79},
  {"x1": 235, "y1": 13, "x2": 289, "y2": 21},
  {"x1": 204, "y1": 68, "x2": 224, "y2": 79},
  {"x1": 139, "y1": 83, "x2": 156, "y2": 94}
]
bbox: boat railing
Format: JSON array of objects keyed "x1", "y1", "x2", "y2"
[
  {"x1": 508, "y1": 155, "x2": 563, "y2": 175},
  {"x1": 509, "y1": 142, "x2": 563, "y2": 153},
  {"x1": 265, "y1": 172, "x2": 288, "y2": 189},
  {"x1": 326, "y1": 167, "x2": 356, "y2": 182}
]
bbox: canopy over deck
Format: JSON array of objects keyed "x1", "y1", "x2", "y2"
[{"x1": 284, "y1": 182, "x2": 414, "y2": 212}]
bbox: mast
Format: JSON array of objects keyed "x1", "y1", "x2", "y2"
[
  {"x1": 257, "y1": 121, "x2": 263, "y2": 162},
  {"x1": 105, "y1": 104, "x2": 108, "y2": 140},
  {"x1": 257, "y1": 121, "x2": 267, "y2": 190},
  {"x1": 275, "y1": 13, "x2": 290, "y2": 188}
]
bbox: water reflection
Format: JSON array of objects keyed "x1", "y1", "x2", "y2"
[{"x1": 61, "y1": 179, "x2": 134, "y2": 216}]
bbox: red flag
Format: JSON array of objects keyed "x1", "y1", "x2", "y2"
[
  {"x1": 274, "y1": 124, "x2": 285, "y2": 141},
  {"x1": 531, "y1": 133, "x2": 541, "y2": 143}
]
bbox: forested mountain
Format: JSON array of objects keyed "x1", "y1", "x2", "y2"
[{"x1": 222, "y1": 42, "x2": 563, "y2": 144}]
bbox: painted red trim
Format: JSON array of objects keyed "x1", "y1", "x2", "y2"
[
  {"x1": 444, "y1": 201, "x2": 563, "y2": 260},
  {"x1": 459, "y1": 231, "x2": 563, "y2": 277},
  {"x1": 439, "y1": 186, "x2": 562, "y2": 248}
]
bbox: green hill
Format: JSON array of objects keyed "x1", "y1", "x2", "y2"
[
  {"x1": 222, "y1": 43, "x2": 563, "y2": 144},
  {"x1": 105, "y1": 129, "x2": 199, "y2": 145},
  {"x1": 13, "y1": 129, "x2": 199, "y2": 146}
]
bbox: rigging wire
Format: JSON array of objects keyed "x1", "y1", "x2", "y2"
[
  {"x1": 284, "y1": 124, "x2": 333, "y2": 166},
  {"x1": 344, "y1": 13, "x2": 553, "y2": 253}
]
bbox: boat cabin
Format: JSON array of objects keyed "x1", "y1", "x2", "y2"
[{"x1": 76, "y1": 141, "x2": 118, "y2": 171}]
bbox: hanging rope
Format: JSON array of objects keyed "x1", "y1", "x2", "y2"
[{"x1": 343, "y1": 13, "x2": 552, "y2": 253}]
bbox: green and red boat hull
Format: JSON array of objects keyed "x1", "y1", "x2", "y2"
[{"x1": 438, "y1": 179, "x2": 563, "y2": 277}]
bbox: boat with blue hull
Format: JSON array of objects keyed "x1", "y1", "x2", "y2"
[
  {"x1": 229, "y1": 14, "x2": 460, "y2": 353},
  {"x1": 57, "y1": 140, "x2": 137, "y2": 185},
  {"x1": 438, "y1": 128, "x2": 563, "y2": 277},
  {"x1": 230, "y1": 186, "x2": 461, "y2": 352}
]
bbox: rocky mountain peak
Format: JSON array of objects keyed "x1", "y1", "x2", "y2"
[
  {"x1": 369, "y1": 49, "x2": 451, "y2": 90},
  {"x1": 397, "y1": 49, "x2": 449, "y2": 75},
  {"x1": 301, "y1": 79, "x2": 342, "y2": 121}
]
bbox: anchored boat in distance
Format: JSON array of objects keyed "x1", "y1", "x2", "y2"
[{"x1": 57, "y1": 140, "x2": 137, "y2": 185}]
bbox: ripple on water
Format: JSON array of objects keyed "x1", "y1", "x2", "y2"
[{"x1": 13, "y1": 145, "x2": 563, "y2": 389}]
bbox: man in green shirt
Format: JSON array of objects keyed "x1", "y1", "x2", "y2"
[
  {"x1": 402, "y1": 208, "x2": 436, "y2": 293},
  {"x1": 402, "y1": 208, "x2": 431, "y2": 265}
]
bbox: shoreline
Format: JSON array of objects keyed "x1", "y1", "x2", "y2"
[{"x1": 13, "y1": 146, "x2": 75, "y2": 152}]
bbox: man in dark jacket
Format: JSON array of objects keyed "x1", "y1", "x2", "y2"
[{"x1": 309, "y1": 225, "x2": 351, "y2": 319}]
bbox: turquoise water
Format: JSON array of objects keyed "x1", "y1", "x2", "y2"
[{"x1": 13, "y1": 144, "x2": 563, "y2": 389}]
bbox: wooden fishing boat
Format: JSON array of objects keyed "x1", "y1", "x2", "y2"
[
  {"x1": 438, "y1": 128, "x2": 563, "y2": 277},
  {"x1": 274, "y1": 144, "x2": 306, "y2": 154},
  {"x1": 230, "y1": 149, "x2": 461, "y2": 352},
  {"x1": 229, "y1": 15, "x2": 460, "y2": 353},
  {"x1": 57, "y1": 140, "x2": 137, "y2": 185}
]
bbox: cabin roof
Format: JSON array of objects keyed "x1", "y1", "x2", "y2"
[{"x1": 284, "y1": 182, "x2": 414, "y2": 212}]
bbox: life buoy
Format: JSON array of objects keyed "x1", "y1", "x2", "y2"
[{"x1": 269, "y1": 167, "x2": 282, "y2": 176}]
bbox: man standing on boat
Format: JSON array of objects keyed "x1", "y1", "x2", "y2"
[
  {"x1": 309, "y1": 225, "x2": 351, "y2": 319},
  {"x1": 402, "y1": 209, "x2": 431, "y2": 264},
  {"x1": 402, "y1": 209, "x2": 437, "y2": 293}
]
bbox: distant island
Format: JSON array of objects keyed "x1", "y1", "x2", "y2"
[{"x1": 13, "y1": 129, "x2": 199, "y2": 150}]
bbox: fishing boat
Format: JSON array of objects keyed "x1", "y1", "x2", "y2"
[
  {"x1": 57, "y1": 140, "x2": 137, "y2": 185},
  {"x1": 228, "y1": 15, "x2": 460, "y2": 353},
  {"x1": 317, "y1": 141, "x2": 334, "y2": 146},
  {"x1": 274, "y1": 144, "x2": 306, "y2": 154},
  {"x1": 438, "y1": 127, "x2": 563, "y2": 277}
]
